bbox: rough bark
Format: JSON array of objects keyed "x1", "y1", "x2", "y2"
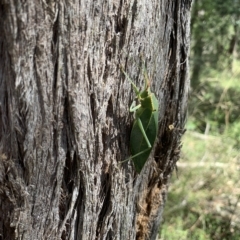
[{"x1": 0, "y1": 0, "x2": 192, "y2": 239}]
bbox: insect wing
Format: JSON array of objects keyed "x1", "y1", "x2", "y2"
[{"x1": 130, "y1": 106, "x2": 158, "y2": 173}]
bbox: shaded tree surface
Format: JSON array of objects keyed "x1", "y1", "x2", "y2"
[{"x1": 0, "y1": 0, "x2": 191, "y2": 239}]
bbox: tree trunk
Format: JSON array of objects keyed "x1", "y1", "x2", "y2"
[{"x1": 0, "y1": 0, "x2": 192, "y2": 239}]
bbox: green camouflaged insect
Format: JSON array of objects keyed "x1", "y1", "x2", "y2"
[{"x1": 121, "y1": 66, "x2": 159, "y2": 173}]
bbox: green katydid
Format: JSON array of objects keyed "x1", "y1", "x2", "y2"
[{"x1": 121, "y1": 66, "x2": 159, "y2": 173}]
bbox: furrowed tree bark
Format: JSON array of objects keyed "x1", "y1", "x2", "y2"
[{"x1": 0, "y1": 1, "x2": 192, "y2": 239}]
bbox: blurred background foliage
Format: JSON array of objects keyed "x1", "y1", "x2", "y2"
[
  {"x1": 190, "y1": 0, "x2": 240, "y2": 140},
  {"x1": 160, "y1": 0, "x2": 240, "y2": 239}
]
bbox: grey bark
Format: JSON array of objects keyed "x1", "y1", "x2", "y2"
[{"x1": 0, "y1": 0, "x2": 192, "y2": 239}]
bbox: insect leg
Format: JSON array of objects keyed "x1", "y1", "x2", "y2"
[
  {"x1": 121, "y1": 147, "x2": 151, "y2": 163},
  {"x1": 136, "y1": 118, "x2": 151, "y2": 148},
  {"x1": 130, "y1": 101, "x2": 141, "y2": 112},
  {"x1": 121, "y1": 118, "x2": 152, "y2": 163}
]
